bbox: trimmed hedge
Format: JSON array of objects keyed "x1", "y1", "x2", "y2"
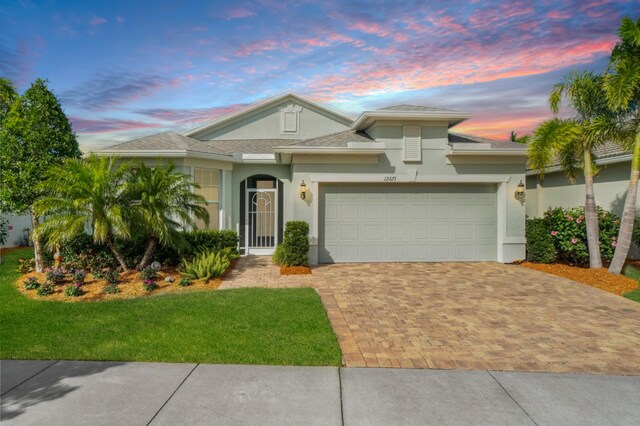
[
  {"x1": 525, "y1": 218, "x2": 556, "y2": 263},
  {"x1": 278, "y1": 221, "x2": 309, "y2": 267},
  {"x1": 56, "y1": 229, "x2": 239, "y2": 270}
]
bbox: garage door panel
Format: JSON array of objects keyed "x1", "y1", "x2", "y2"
[{"x1": 320, "y1": 184, "x2": 497, "y2": 263}]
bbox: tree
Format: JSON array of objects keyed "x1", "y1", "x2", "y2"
[
  {"x1": 602, "y1": 16, "x2": 640, "y2": 274},
  {"x1": 0, "y1": 78, "x2": 81, "y2": 272},
  {"x1": 0, "y1": 78, "x2": 18, "y2": 123},
  {"x1": 528, "y1": 71, "x2": 614, "y2": 269},
  {"x1": 510, "y1": 130, "x2": 531, "y2": 144},
  {"x1": 127, "y1": 161, "x2": 209, "y2": 269},
  {"x1": 34, "y1": 155, "x2": 131, "y2": 272}
]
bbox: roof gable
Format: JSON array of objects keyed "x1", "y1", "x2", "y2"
[{"x1": 182, "y1": 92, "x2": 354, "y2": 139}]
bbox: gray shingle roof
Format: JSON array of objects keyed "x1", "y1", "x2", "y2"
[
  {"x1": 105, "y1": 132, "x2": 231, "y2": 156},
  {"x1": 448, "y1": 132, "x2": 527, "y2": 150},
  {"x1": 199, "y1": 139, "x2": 299, "y2": 154},
  {"x1": 379, "y1": 104, "x2": 455, "y2": 112},
  {"x1": 290, "y1": 130, "x2": 374, "y2": 148}
]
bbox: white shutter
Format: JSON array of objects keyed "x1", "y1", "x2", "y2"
[{"x1": 403, "y1": 126, "x2": 421, "y2": 161}]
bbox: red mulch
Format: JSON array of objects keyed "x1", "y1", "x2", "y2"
[
  {"x1": 519, "y1": 262, "x2": 639, "y2": 296},
  {"x1": 280, "y1": 265, "x2": 312, "y2": 275}
]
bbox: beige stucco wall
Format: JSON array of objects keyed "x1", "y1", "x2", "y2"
[
  {"x1": 525, "y1": 161, "x2": 635, "y2": 218},
  {"x1": 290, "y1": 122, "x2": 527, "y2": 263}
]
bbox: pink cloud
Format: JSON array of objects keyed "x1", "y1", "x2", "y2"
[
  {"x1": 89, "y1": 16, "x2": 107, "y2": 27},
  {"x1": 70, "y1": 117, "x2": 163, "y2": 134},
  {"x1": 547, "y1": 10, "x2": 571, "y2": 19},
  {"x1": 223, "y1": 7, "x2": 256, "y2": 20},
  {"x1": 307, "y1": 36, "x2": 616, "y2": 101},
  {"x1": 235, "y1": 39, "x2": 281, "y2": 56}
]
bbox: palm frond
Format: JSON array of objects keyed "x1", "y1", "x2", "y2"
[{"x1": 528, "y1": 118, "x2": 579, "y2": 174}]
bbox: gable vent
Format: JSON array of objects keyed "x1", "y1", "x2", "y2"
[{"x1": 403, "y1": 126, "x2": 422, "y2": 162}]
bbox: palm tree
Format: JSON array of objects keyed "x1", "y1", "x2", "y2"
[
  {"x1": 34, "y1": 155, "x2": 132, "y2": 271},
  {"x1": 127, "y1": 161, "x2": 209, "y2": 270},
  {"x1": 602, "y1": 16, "x2": 640, "y2": 274},
  {"x1": 529, "y1": 71, "x2": 613, "y2": 269},
  {"x1": 510, "y1": 131, "x2": 530, "y2": 144}
]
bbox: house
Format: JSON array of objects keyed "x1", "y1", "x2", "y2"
[
  {"x1": 526, "y1": 142, "x2": 636, "y2": 218},
  {"x1": 92, "y1": 92, "x2": 528, "y2": 264}
]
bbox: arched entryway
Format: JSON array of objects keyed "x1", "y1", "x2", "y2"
[{"x1": 239, "y1": 175, "x2": 284, "y2": 255}]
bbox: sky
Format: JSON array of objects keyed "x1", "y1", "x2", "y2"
[{"x1": 1, "y1": 0, "x2": 638, "y2": 150}]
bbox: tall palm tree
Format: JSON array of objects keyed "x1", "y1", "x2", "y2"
[
  {"x1": 529, "y1": 71, "x2": 613, "y2": 269},
  {"x1": 127, "y1": 161, "x2": 209, "y2": 270},
  {"x1": 34, "y1": 155, "x2": 132, "y2": 271},
  {"x1": 602, "y1": 16, "x2": 640, "y2": 274}
]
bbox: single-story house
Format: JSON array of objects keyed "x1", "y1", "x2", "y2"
[
  {"x1": 92, "y1": 92, "x2": 529, "y2": 264},
  {"x1": 526, "y1": 142, "x2": 635, "y2": 218}
]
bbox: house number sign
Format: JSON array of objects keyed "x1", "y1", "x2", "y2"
[{"x1": 383, "y1": 176, "x2": 397, "y2": 182}]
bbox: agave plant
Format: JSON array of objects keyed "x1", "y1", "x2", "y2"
[{"x1": 181, "y1": 248, "x2": 238, "y2": 281}]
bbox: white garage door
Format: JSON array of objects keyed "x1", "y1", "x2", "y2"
[{"x1": 319, "y1": 184, "x2": 497, "y2": 263}]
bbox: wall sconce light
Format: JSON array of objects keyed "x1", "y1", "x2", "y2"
[
  {"x1": 514, "y1": 180, "x2": 525, "y2": 203},
  {"x1": 299, "y1": 180, "x2": 308, "y2": 200}
]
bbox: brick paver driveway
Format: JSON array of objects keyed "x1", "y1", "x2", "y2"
[{"x1": 221, "y1": 257, "x2": 640, "y2": 374}]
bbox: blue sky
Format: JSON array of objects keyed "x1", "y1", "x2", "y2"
[{"x1": 1, "y1": 0, "x2": 638, "y2": 149}]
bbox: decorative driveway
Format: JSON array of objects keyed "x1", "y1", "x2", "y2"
[{"x1": 220, "y1": 257, "x2": 640, "y2": 374}]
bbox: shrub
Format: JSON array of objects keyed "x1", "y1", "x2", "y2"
[
  {"x1": 272, "y1": 244, "x2": 286, "y2": 266},
  {"x1": 103, "y1": 283, "x2": 120, "y2": 294},
  {"x1": 142, "y1": 279, "x2": 158, "y2": 292},
  {"x1": 59, "y1": 233, "x2": 119, "y2": 271},
  {"x1": 281, "y1": 221, "x2": 309, "y2": 266},
  {"x1": 178, "y1": 277, "x2": 192, "y2": 287},
  {"x1": 543, "y1": 206, "x2": 621, "y2": 266},
  {"x1": 525, "y1": 218, "x2": 556, "y2": 263},
  {"x1": 181, "y1": 248, "x2": 237, "y2": 280},
  {"x1": 24, "y1": 276, "x2": 41, "y2": 290},
  {"x1": 103, "y1": 269, "x2": 120, "y2": 285},
  {"x1": 186, "y1": 229, "x2": 239, "y2": 254},
  {"x1": 0, "y1": 216, "x2": 8, "y2": 246},
  {"x1": 140, "y1": 267, "x2": 158, "y2": 281},
  {"x1": 71, "y1": 269, "x2": 87, "y2": 283},
  {"x1": 45, "y1": 268, "x2": 65, "y2": 284},
  {"x1": 64, "y1": 283, "x2": 83, "y2": 297},
  {"x1": 17, "y1": 258, "x2": 35, "y2": 274},
  {"x1": 36, "y1": 284, "x2": 54, "y2": 297}
]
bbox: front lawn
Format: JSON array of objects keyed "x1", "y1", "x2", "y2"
[{"x1": 0, "y1": 248, "x2": 342, "y2": 366}]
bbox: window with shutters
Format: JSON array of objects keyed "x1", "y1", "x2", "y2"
[
  {"x1": 403, "y1": 125, "x2": 422, "y2": 162},
  {"x1": 193, "y1": 168, "x2": 221, "y2": 230}
]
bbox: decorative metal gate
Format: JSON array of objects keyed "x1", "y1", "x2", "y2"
[{"x1": 246, "y1": 188, "x2": 278, "y2": 254}]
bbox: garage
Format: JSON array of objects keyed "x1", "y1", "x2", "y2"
[{"x1": 319, "y1": 183, "x2": 497, "y2": 263}]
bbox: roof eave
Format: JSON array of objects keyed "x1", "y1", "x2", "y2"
[
  {"x1": 91, "y1": 149, "x2": 240, "y2": 163},
  {"x1": 273, "y1": 146, "x2": 384, "y2": 155},
  {"x1": 525, "y1": 153, "x2": 633, "y2": 175},
  {"x1": 351, "y1": 111, "x2": 471, "y2": 131},
  {"x1": 447, "y1": 149, "x2": 528, "y2": 157}
]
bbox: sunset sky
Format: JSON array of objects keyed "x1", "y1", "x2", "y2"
[{"x1": 2, "y1": 0, "x2": 637, "y2": 149}]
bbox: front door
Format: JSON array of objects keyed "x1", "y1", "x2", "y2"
[{"x1": 246, "y1": 188, "x2": 278, "y2": 255}]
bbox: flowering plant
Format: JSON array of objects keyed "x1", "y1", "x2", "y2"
[
  {"x1": 72, "y1": 269, "x2": 87, "y2": 284},
  {"x1": 64, "y1": 283, "x2": 83, "y2": 297},
  {"x1": 45, "y1": 268, "x2": 66, "y2": 284},
  {"x1": 543, "y1": 206, "x2": 620, "y2": 265},
  {"x1": 142, "y1": 279, "x2": 158, "y2": 292},
  {"x1": 24, "y1": 276, "x2": 41, "y2": 290}
]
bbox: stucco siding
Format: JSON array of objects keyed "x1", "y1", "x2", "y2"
[
  {"x1": 526, "y1": 161, "x2": 636, "y2": 218},
  {"x1": 200, "y1": 101, "x2": 350, "y2": 141}
]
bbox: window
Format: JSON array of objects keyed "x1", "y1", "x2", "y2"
[
  {"x1": 403, "y1": 125, "x2": 422, "y2": 162},
  {"x1": 193, "y1": 168, "x2": 221, "y2": 229},
  {"x1": 279, "y1": 103, "x2": 302, "y2": 134}
]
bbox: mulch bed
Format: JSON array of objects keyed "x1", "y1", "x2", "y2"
[
  {"x1": 280, "y1": 265, "x2": 312, "y2": 275},
  {"x1": 15, "y1": 266, "x2": 230, "y2": 302},
  {"x1": 519, "y1": 262, "x2": 639, "y2": 296}
]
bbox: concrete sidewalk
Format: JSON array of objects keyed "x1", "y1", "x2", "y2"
[{"x1": 1, "y1": 360, "x2": 639, "y2": 425}]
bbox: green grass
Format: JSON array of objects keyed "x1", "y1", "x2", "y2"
[
  {"x1": 0, "y1": 248, "x2": 342, "y2": 365},
  {"x1": 622, "y1": 264, "x2": 640, "y2": 303}
]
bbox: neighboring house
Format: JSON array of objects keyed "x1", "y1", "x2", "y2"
[
  {"x1": 0, "y1": 213, "x2": 32, "y2": 248},
  {"x1": 92, "y1": 92, "x2": 528, "y2": 264},
  {"x1": 526, "y1": 142, "x2": 635, "y2": 218}
]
